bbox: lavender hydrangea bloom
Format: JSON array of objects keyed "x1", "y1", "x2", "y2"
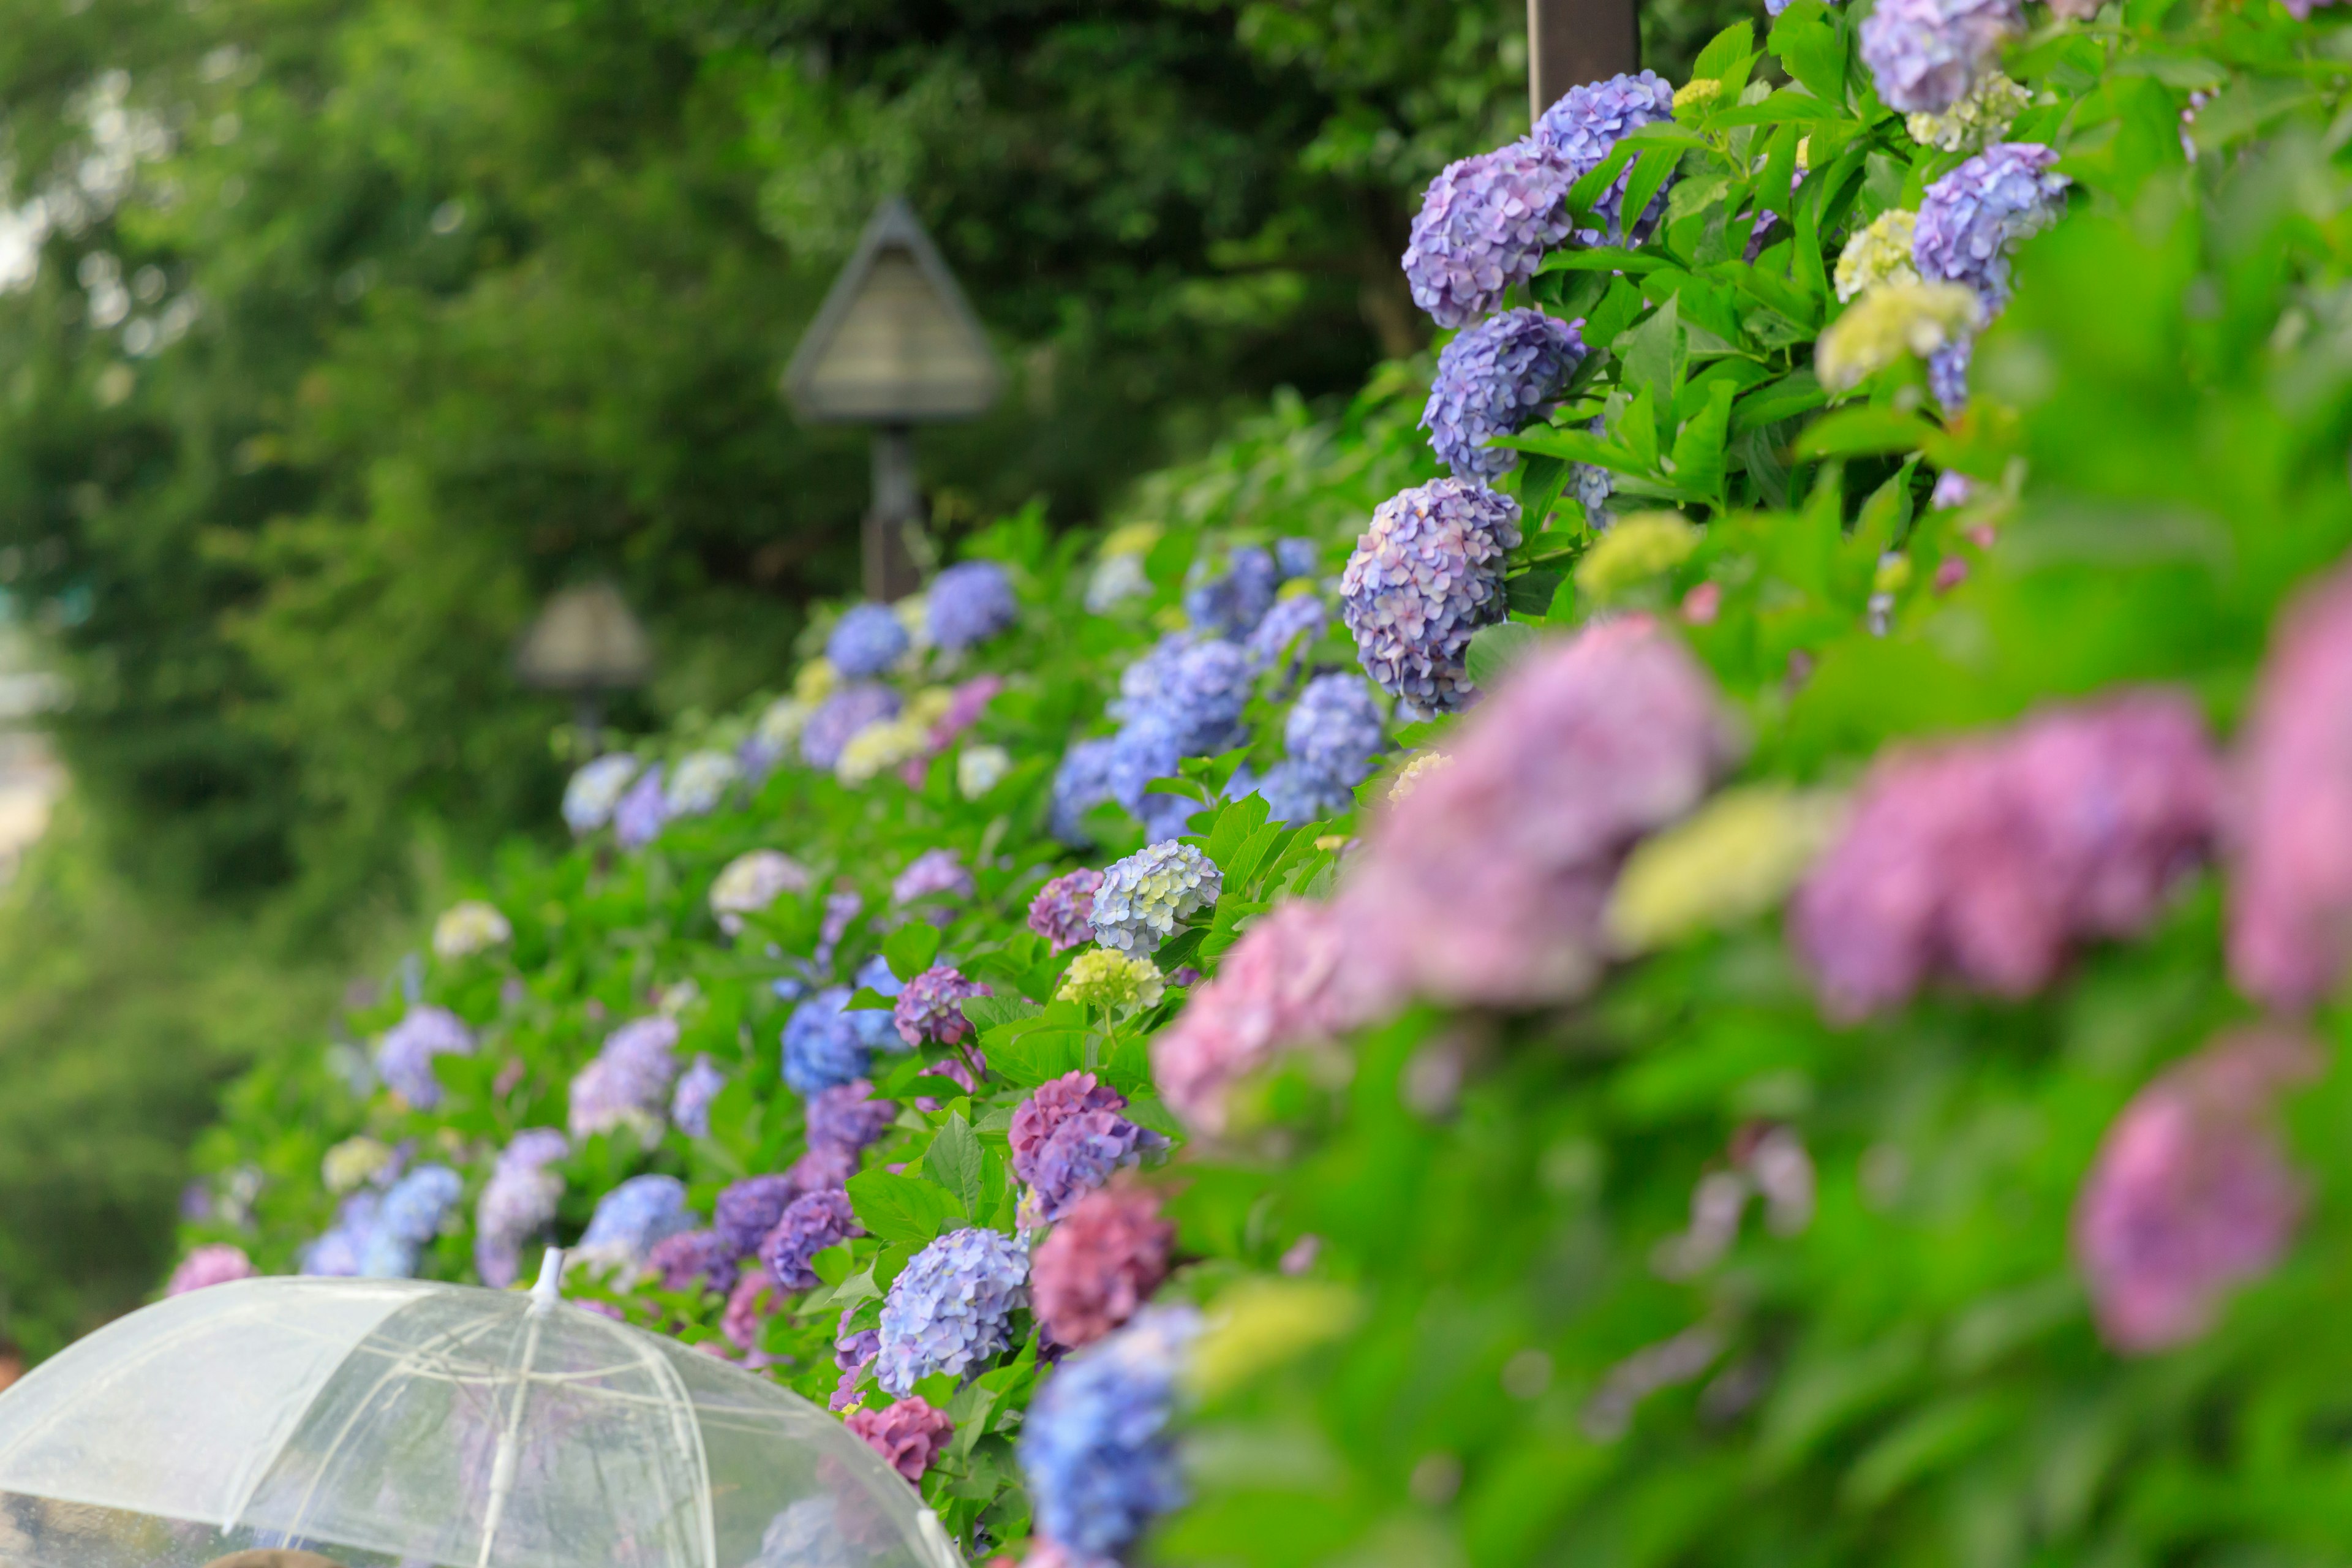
[
  {"x1": 1093, "y1": 842, "x2": 1222, "y2": 954},
  {"x1": 1029, "y1": 869, "x2": 1107, "y2": 951},
  {"x1": 800, "y1": 685, "x2": 903, "y2": 772},
  {"x1": 827, "y1": 603, "x2": 911, "y2": 677},
  {"x1": 374, "y1": 1006, "x2": 474, "y2": 1110},
  {"x1": 927, "y1": 560, "x2": 1019, "y2": 650},
  {"x1": 1286, "y1": 674, "x2": 1386, "y2": 785},
  {"x1": 1020, "y1": 1306, "x2": 1202, "y2": 1560},
  {"x1": 1257, "y1": 759, "x2": 1356, "y2": 826},
  {"x1": 475, "y1": 1129, "x2": 567, "y2": 1288},
  {"x1": 1860, "y1": 0, "x2": 2022, "y2": 115},
  {"x1": 1050, "y1": 736, "x2": 1121, "y2": 843},
  {"x1": 1403, "y1": 141, "x2": 1578, "y2": 328},
  {"x1": 807, "y1": 1080, "x2": 897, "y2": 1155},
  {"x1": 613, "y1": 765, "x2": 669, "y2": 850},
  {"x1": 166, "y1": 1243, "x2": 258, "y2": 1297},
  {"x1": 664, "y1": 749, "x2": 739, "y2": 816},
  {"x1": 761, "y1": 1188, "x2": 861, "y2": 1291},
  {"x1": 892, "y1": 848, "x2": 974, "y2": 909},
  {"x1": 1913, "y1": 142, "x2": 2070, "y2": 312},
  {"x1": 1422, "y1": 310, "x2": 1586, "y2": 481},
  {"x1": 669, "y1": 1055, "x2": 728, "y2": 1138},
  {"x1": 1244, "y1": 594, "x2": 1329, "y2": 671},
  {"x1": 1120, "y1": 637, "x2": 1255, "y2": 757},
  {"x1": 854, "y1": 954, "x2": 904, "y2": 999},
  {"x1": 647, "y1": 1228, "x2": 739, "y2": 1295},
  {"x1": 359, "y1": 1164, "x2": 462, "y2": 1278},
  {"x1": 894, "y1": 965, "x2": 992, "y2": 1049},
  {"x1": 1529, "y1": 72, "x2": 1678, "y2": 244},
  {"x1": 712, "y1": 1174, "x2": 799, "y2": 1261},
  {"x1": 1275, "y1": 537, "x2": 1320, "y2": 581},
  {"x1": 1340, "y1": 478, "x2": 1522, "y2": 714},
  {"x1": 1011, "y1": 1074, "x2": 1158, "y2": 1224},
  {"x1": 874, "y1": 1226, "x2": 1030, "y2": 1395},
  {"x1": 303, "y1": 1191, "x2": 383, "y2": 1278},
  {"x1": 562, "y1": 753, "x2": 640, "y2": 834},
  {"x1": 568, "y1": 1017, "x2": 682, "y2": 1140},
  {"x1": 576, "y1": 1174, "x2": 694, "y2": 1267},
  {"x1": 1184, "y1": 547, "x2": 1279, "y2": 639},
  {"x1": 783, "y1": 988, "x2": 873, "y2": 1096}
]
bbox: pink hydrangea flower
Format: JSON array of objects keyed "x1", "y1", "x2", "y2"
[
  {"x1": 1030, "y1": 1183, "x2": 1175, "y2": 1349},
  {"x1": 722, "y1": 1265, "x2": 782, "y2": 1361},
  {"x1": 166, "y1": 1243, "x2": 258, "y2": 1297},
  {"x1": 844, "y1": 1396, "x2": 956, "y2": 1483},
  {"x1": 1028, "y1": 869, "x2": 1106, "y2": 952},
  {"x1": 894, "y1": 965, "x2": 992, "y2": 1048},
  {"x1": 2074, "y1": 1030, "x2": 2316, "y2": 1352}
]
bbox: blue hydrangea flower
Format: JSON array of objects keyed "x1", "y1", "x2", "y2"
[
  {"x1": 1257, "y1": 759, "x2": 1355, "y2": 824},
  {"x1": 874, "y1": 1226, "x2": 1030, "y2": 1395},
  {"x1": 1929, "y1": 338, "x2": 1973, "y2": 409},
  {"x1": 1092, "y1": 842, "x2": 1222, "y2": 954},
  {"x1": 1340, "y1": 478, "x2": 1522, "y2": 714},
  {"x1": 1026, "y1": 1111, "x2": 1155, "y2": 1225},
  {"x1": 761, "y1": 1188, "x2": 860, "y2": 1291},
  {"x1": 1530, "y1": 72, "x2": 1678, "y2": 244},
  {"x1": 1860, "y1": 0, "x2": 2021, "y2": 114},
  {"x1": 663, "y1": 749, "x2": 739, "y2": 816},
  {"x1": 1274, "y1": 537, "x2": 1321, "y2": 581},
  {"x1": 613, "y1": 765, "x2": 669, "y2": 850},
  {"x1": 783, "y1": 987, "x2": 872, "y2": 1096},
  {"x1": 576, "y1": 1174, "x2": 694, "y2": 1267},
  {"x1": 562, "y1": 753, "x2": 639, "y2": 834},
  {"x1": 1020, "y1": 1305, "x2": 1202, "y2": 1561},
  {"x1": 1423, "y1": 309, "x2": 1587, "y2": 481},
  {"x1": 1184, "y1": 546, "x2": 1279, "y2": 639},
  {"x1": 1051, "y1": 736, "x2": 1121, "y2": 843},
  {"x1": 1574, "y1": 417, "x2": 1616, "y2": 529},
  {"x1": 1245, "y1": 593, "x2": 1329, "y2": 671},
  {"x1": 1912, "y1": 141, "x2": 2070, "y2": 312},
  {"x1": 826, "y1": 603, "x2": 911, "y2": 677},
  {"x1": 1285, "y1": 674, "x2": 1386, "y2": 785},
  {"x1": 303, "y1": 1191, "x2": 383, "y2": 1278},
  {"x1": 927, "y1": 560, "x2": 1019, "y2": 650},
  {"x1": 374, "y1": 1006, "x2": 473, "y2": 1110},
  {"x1": 1150, "y1": 639, "x2": 1255, "y2": 756},
  {"x1": 359, "y1": 1164, "x2": 462, "y2": 1278},
  {"x1": 799, "y1": 684, "x2": 902, "y2": 772},
  {"x1": 1404, "y1": 141, "x2": 1578, "y2": 328},
  {"x1": 854, "y1": 954, "x2": 904, "y2": 999},
  {"x1": 713, "y1": 1174, "x2": 799, "y2": 1260},
  {"x1": 669, "y1": 1055, "x2": 727, "y2": 1139}
]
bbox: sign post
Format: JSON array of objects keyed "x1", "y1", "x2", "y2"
[
  {"x1": 784, "y1": 198, "x2": 1004, "y2": 601},
  {"x1": 1528, "y1": 0, "x2": 1641, "y2": 121}
]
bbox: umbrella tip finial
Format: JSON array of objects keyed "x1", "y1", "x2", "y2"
[{"x1": 530, "y1": 1247, "x2": 565, "y2": 1310}]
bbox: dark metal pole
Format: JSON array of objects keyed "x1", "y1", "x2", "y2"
[
  {"x1": 864, "y1": 423, "x2": 923, "y2": 601},
  {"x1": 1529, "y1": 0, "x2": 1640, "y2": 122},
  {"x1": 573, "y1": 692, "x2": 603, "y2": 750}
]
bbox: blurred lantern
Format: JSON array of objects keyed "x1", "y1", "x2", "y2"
[
  {"x1": 1528, "y1": 0, "x2": 1638, "y2": 119},
  {"x1": 514, "y1": 581, "x2": 653, "y2": 742},
  {"x1": 784, "y1": 198, "x2": 1003, "y2": 601}
]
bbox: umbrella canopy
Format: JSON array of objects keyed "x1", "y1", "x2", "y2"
[{"x1": 0, "y1": 1257, "x2": 954, "y2": 1568}]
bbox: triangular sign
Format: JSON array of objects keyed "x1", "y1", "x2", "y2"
[{"x1": 783, "y1": 197, "x2": 1004, "y2": 424}]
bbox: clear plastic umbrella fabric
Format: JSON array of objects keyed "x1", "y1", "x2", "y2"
[{"x1": 0, "y1": 1272, "x2": 951, "y2": 1568}]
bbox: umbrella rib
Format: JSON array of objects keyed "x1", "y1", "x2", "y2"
[{"x1": 611, "y1": 1329, "x2": 718, "y2": 1568}]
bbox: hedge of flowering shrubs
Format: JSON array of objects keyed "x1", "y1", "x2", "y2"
[{"x1": 165, "y1": 0, "x2": 2352, "y2": 1561}]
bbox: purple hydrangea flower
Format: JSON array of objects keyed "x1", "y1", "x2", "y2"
[
  {"x1": 815, "y1": 888, "x2": 864, "y2": 973},
  {"x1": 761, "y1": 1188, "x2": 861, "y2": 1291},
  {"x1": 1529, "y1": 71, "x2": 1678, "y2": 244},
  {"x1": 1913, "y1": 142, "x2": 2070, "y2": 314},
  {"x1": 874, "y1": 1226, "x2": 1030, "y2": 1395},
  {"x1": 1274, "y1": 537, "x2": 1320, "y2": 581},
  {"x1": 1117, "y1": 636, "x2": 1256, "y2": 758},
  {"x1": 1019, "y1": 1305, "x2": 1202, "y2": 1560},
  {"x1": 892, "y1": 848, "x2": 974, "y2": 910},
  {"x1": 613, "y1": 765, "x2": 670, "y2": 850},
  {"x1": 1861, "y1": 0, "x2": 2021, "y2": 115},
  {"x1": 1285, "y1": 673, "x2": 1385, "y2": 786},
  {"x1": 1093, "y1": 842, "x2": 1222, "y2": 954},
  {"x1": 713, "y1": 1174, "x2": 800, "y2": 1260},
  {"x1": 1011, "y1": 1072, "x2": 1157, "y2": 1223},
  {"x1": 807, "y1": 1080, "x2": 898, "y2": 1155},
  {"x1": 1051, "y1": 736, "x2": 1121, "y2": 844},
  {"x1": 927, "y1": 560, "x2": 1019, "y2": 650},
  {"x1": 568, "y1": 1017, "x2": 682, "y2": 1141},
  {"x1": 832, "y1": 1310, "x2": 883, "y2": 1411},
  {"x1": 1184, "y1": 546, "x2": 1279, "y2": 639},
  {"x1": 1244, "y1": 594, "x2": 1329, "y2": 671},
  {"x1": 475, "y1": 1128, "x2": 568, "y2": 1288},
  {"x1": 1404, "y1": 142, "x2": 1578, "y2": 328},
  {"x1": 801, "y1": 685, "x2": 903, "y2": 771},
  {"x1": 576, "y1": 1174, "x2": 694, "y2": 1268},
  {"x1": 1029, "y1": 869, "x2": 1106, "y2": 951},
  {"x1": 845, "y1": 1397, "x2": 956, "y2": 1483},
  {"x1": 562, "y1": 753, "x2": 640, "y2": 834},
  {"x1": 1340, "y1": 478, "x2": 1521, "y2": 714},
  {"x1": 894, "y1": 965, "x2": 992, "y2": 1048},
  {"x1": 359, "y1": 1164, "x2": 462, "y2": 1278},
  {"x1": 827, "y1": 603, "x2": 911, "y2": 677},
  {"x1": 669, "y1": 1055, "x2": 727, "y2": 1138},
  {"x1": 1422, "y1": 309, "x2": 1587, "y2": 480},
  {"x1": 374, "y1": 1006, "x2": 474, "y2": 1110},
  {"x1": 167, "y1": 1243, "x2": 259, "y2": 1297},
  {"x1": 647, "y1": 1227, "x2": 739, "y2": 1295},
  {"x1": 783, "y1": 988, "x2": 873, "y2": 1097},
  {"x1": 303, "y1": 1191, "x2": 383, "y2": 1278}
]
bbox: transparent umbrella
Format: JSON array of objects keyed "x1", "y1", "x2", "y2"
[{"x1": 0, "y1": 1254, "x2": 955, "y2": 1568}]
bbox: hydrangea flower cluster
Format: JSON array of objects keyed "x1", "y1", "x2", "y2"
[
  {"x1": 1031, "y1": 1183, "x2": 1176, "y2": 1349},
  {"x1": 166, "y1": 1243, "x2": 258, "y2": 1297},
  {"x1": 845, "y1": 1398, "x2": 956, "y2": 1484},
  {"x1": 1421, "y1": 309, "x2": 1586, "y2": 481},
  {"x1": 1529, "y1": 71, "x2": 1677, "y2": 244},
  {"x1": 562, "y1": 753, "x2": 639, "y2": 834},
  {"x1": 761, "y1": 1188, "x2": 861, "y2": 1291},
  {"x1": 1859, "y1": 0, "x2": 2021, "y2": 115},
  {"x1": 827, "y1": 603, "x2": 911, "y2": 677},
  {"x1": 1019, "y1": 1304, "x2": 1200, "y2": 1561},
  {"x1": 360, "y1": 1164, "x2": 462, "y2": 1278},
  {"x1": 322, "y1": 1136, "x2": 393, "y2": 1194},
  {"x1": 1913, "y1": 142, "x2": 2071, "y2": 314},
  {"x1": 807, "y1": 1080, "x2": 897, "y2": 1159},
  {"x1": 873, "y1": 1226, "x2": 1030, "y2": 1396},
  {"x1": 1011, "y1": 1072, "x2": 1157, "y2": 1223},
  {"x1": 710, "y1": 850, "x2": 811, "y2": 936},
  {"x1": 664, "y1": 749, "x2": 739, "y2": 816},
  {"x1": 926, "y1": 560, "x2": 1017, "y2": 651},
  {"x1": 474, "y1": 1128, "x2": 568, "y2": 1289},
  {"x1": 575, "y1": 1174, "x2": 693, "y2": 1272},
  {"x1": 647, "y1": 1228, "x2": 738, "y2": 1295},
  {"x1": 374, "y1": 1006, "x2": 474, "y2": 1110},
  {"x1": 894, "y1": 965, "x2": 990, "y2": 1049},
  {"x1": 1028, "y1": 868, "x2": 1106, "y2": 951},
  {"x1": 713, "y1": 1174, "x2": 801, "y2": 1259},
  {"x1": 1056, "y1": 948, "x2": 1167, "y2": 1011},
  {"x1": 2074, "y1": 1031, "x2": 2315, "y2": 1352},
  {"x1": 1834, "y1": 210, "x2": 1921, "y2": 302},
  {"x1": 722, "y1": 1267, "x2": 782, "y2": 1360},
  {"x1": 801, "y1": 685, "x2": 902, "y2": 772},
  {"x1": 1790, "y1": 692, "x2": 2223, "y2": 1019},
  {"x1": 615, "y1": 765, "x2": 673, "y2": 850},
  {"x1": 431, "y1": 900, "x2": 511, "y2": 960},
  {"x1": 1092, "y1": 842, "x2": 1222, "y2": 954},
  {"x1": 1403, "y1": 142, "x2": 1578, "y2": 328},
  {"x1": 783, "y1": 989, "x2": 889, "y2": 1098},
  {"x1": 668, "y1": 1055, "x2": 727, "y2": 1139},
  {"x1": 1244, "y1": 592, "x2": 1328, "y2": 671},
  {"x1": 568, "y1": 1016, "x2": 682, "y2": 1140},
  {"x1": 892, "y1": 848, "x2": 973, "y2": 910},
  {"x1": 1906, "y1": 70, "x2": 2030, "y2": 151},
  {"x1": 1183, "y1": 546, "x2": 1278, "y2": 639},
  {"x1": 1340, "y1": 478, "x2": 1521, "y2": 715},
  {"x1": 1815, "y1": 281, "x2": 1983, "y2": 393}
]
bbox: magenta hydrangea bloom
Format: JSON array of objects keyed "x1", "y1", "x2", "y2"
[
  {"x1": 1030, "y1": 869, "x2": 1107, "y2": 952},
  {"x1": 2074, "y1": 1031, "x2": 2316, "y2": 1353},
  {"x1": 374, "y1": 1006, "x2": 474, "y2": 1110},
  {"x1": 167, "y1": 1243, "x2": 258, "y2": 1297},
  {"x1": 1791, "y1": 691, "x2": 2222, "y2": 1019},
  {"x1": 1009, "y1": 1072, "x2": 1156, "y2": 1223},
  {"x1": 1860, "y1": 0, "x2": 2020, "y2": 113},
  {"x1": 1403, "y1": 141, "x2": 1578, "y2": 328},
  {"x1": 807, "y1": 1080, "x2": 897, "y2": 1157},
  {"x1": 894, "y1": 965, "x2": 992, "y2": 1048},
  {"x1": 1342, "y1": 618, "x2": 1736, "y2": 1008},
  {"x1": 1340, "y1": 478, "x2": 1521, "y2": 715},
  {"x1": 2230, "y1": 564, "x2": 2352, "y2": 1009},
  {"x1": 845, "y1": 1397, "x2": 956, "y2": 1484},
  {"x1": 1422, "y1": 309, "x2": 1587, "y2": 481},
  {"x1": 761, "y1": 1188, "x2": 861, "y2": 1291},
  {"x1": 1031, "y1": 1183, "x2": 1176, "y2": 1350}
]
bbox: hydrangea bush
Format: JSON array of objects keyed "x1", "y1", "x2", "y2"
[{"x1": 165, "y1": 2, "x2": 2352, "y2": 1565}]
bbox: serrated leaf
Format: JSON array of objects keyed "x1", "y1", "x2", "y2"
[
  {"x1": 883, "y1": 923, "x2": 941, "y2": 982},
  {"x1": 923, "y1": 1113, "x2": 985, "y2": 1216},
  {"x1": 1203, "y1": 792, "x2": 1271, "y2": 869},
  {"x1": 845, "y1": 1168, "x2": 965, "y2": 1248},
  {"x1": 1693, "y1": 19, "x2": 1755, "y2": 80},
  {"x1": 963, "y1": 995, "x2": 1041, "y2": 1033},
  {"x1": 1466, "y1": 622, "x2": 1542, "y2": 690},
  {"x1": 1668, "y1": 379, "x2": 1736, "y2": 505},
  {"x1": 986, "y1": 1027, "x2": 1088, "y2": 1088}
]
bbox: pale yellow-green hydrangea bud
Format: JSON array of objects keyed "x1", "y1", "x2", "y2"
[
  {"x1": 1834, "y1": 209, "x2": 1921, "y2": 303},
  {"x1": 959, "y1": 744, "x2": 1012, "y2": 799},
  {"x1": 1055, "y1": 948, "x2": 1167, "y2": 1011},
  {"x1": 1575, "y1": 511, "x2": 1701, "y2": 601},
  {"x1": 1674, "y1": 78, "x2": 1722, "y2": 113},
  {"x1": 753, "y1": 695, "x2": 812, "y2": 756},
  {"x1": 432, "y1": 899, "x2": 511, "y2": 961},
  {"x1": 1815, "y1": 281, "x2": 1983, "y2": 393},
  {"x1": 835, "y1": 715, "x2": 930, "y2": 785},
  {"x1": 1872, "y1": 552, "x2": 1915, "y2": 595},
  {"x1": 323, "y1": 1136, "x2": 394, "y2": 1194},
  {"x1": 1605, "y1": 785, "x2": 1847, "y2": 952},
  {"x1": 1905, "y1": 72, "x2": 2031, "y2": 153},
  {"x1": 1386, "y1": 750, "x2": 1453, "y2": 802},
  {"x1": 1795, "y1": 135, "x2": 1812, "y2": 172},
  {"x1": 907, "y1": 685, "x2": 955, "y2": 728},
  {"x1": 892, "y1": 592, "x2": 933, "y2": 652},
  {"x1": 793, "y1": 657, "x2": 840, "y2": 705}
]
